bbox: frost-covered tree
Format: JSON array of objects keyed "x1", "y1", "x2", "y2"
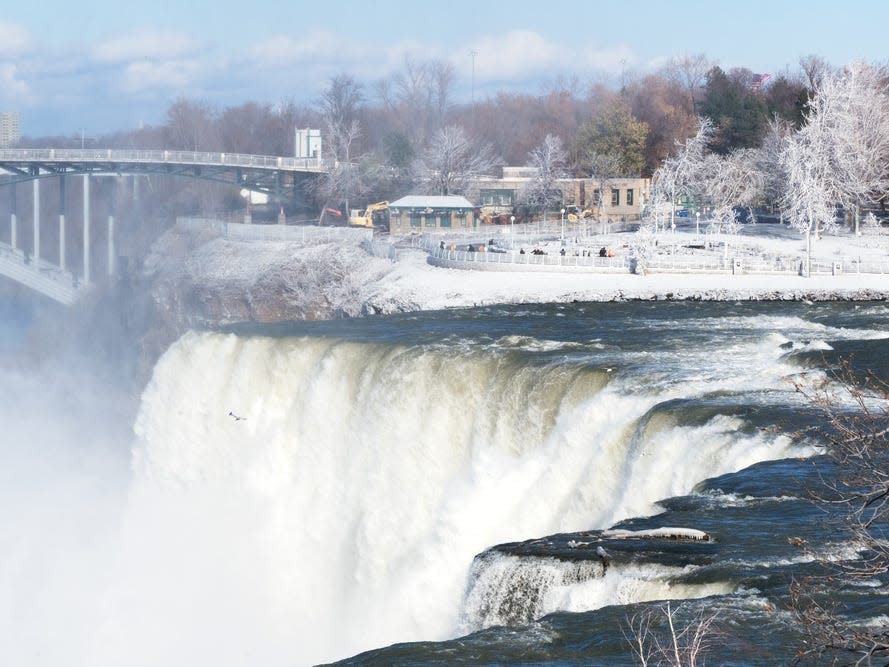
[
  {"x1": 755, "y1": 118, "x2": 793, "y2": 215},
  {"x1": 781, "y1": 63, "x2": 889, "y2": 252},
  {"x1": 780, "y1": 105, "x2": 837, "y2": 276},
  {"x1": 778, "y1": 63, "x2": 889, "y2": 271},
  {"x1": 522, "y1": 134, "x2": 567, "y2": 220},
  {"x1": 650, "y1": 117, "x2": 713, "y2": 230},
  {"x1": 822, "y1": 62, "x2": 889, "y2": 234},
  {"x1": 698, "y1": 148, "x2": 765, "y2": 236},
  {"x1": 314, "y1": 74, "x2": 369, "y2": 223},
  {"x1": 412, "y1": 125, "x2": 498, "y2": 196},
  {"x1": 313, "y1": 118, "x2": 369, "y2": 224}
]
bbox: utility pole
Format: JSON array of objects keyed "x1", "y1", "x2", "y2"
[
  {"x1": 470, "y1": 50, "x2": 478, "y2": 105},
  {"x1": 470, "y1": 50, "x2": 478, "y2": 133}
]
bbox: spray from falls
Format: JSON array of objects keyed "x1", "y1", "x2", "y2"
[{"x1": 86, "y1": 329, "x2": 800, "y2": 665}]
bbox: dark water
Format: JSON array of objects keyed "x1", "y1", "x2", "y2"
[
  {"x1": 281, "y1": 300, "x2": 889, "y2": 666},
  {"x1": 4, "y1": 298, "x2": 887, "y2": 666}
]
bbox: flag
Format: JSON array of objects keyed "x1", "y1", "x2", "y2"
[{"x1": 753, "y1": 73, "x2": 772, "y2": 89}]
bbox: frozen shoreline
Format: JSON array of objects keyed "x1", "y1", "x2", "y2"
[
  {"x1": 365, "y1": 245, "x2": 889, "y2": 313},
  {"x1": 144, "y1": 224, "x2": 889, "y2": 332}
]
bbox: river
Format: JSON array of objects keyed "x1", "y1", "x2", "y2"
[{"x1": 1, "y1": 300, "x2": 887, "y2": 665}]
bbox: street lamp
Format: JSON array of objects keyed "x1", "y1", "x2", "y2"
[
  {"x1": 510, "y1": 215, "x2": 515, "y2": 249},
  {"x1": 560, "y1": 208, "x2": 565, "y2": 242},
  {"x1": 696, "y1": 211, "x2": 700, "y2": 235}
]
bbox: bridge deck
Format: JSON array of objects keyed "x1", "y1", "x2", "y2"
[
  {"x1": 0, "y1": 148, "x2": 326, "y2": 173},
  {"x1": 0, "y1": 241, "x2": 83, "y2": 305}
]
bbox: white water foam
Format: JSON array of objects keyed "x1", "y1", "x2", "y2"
[
  {"x1": 459, "y1": 551, "x2": 732, "y2": 632},
  {"x1": 74, "y1": 329, "x2": 808, "y2": 665}
]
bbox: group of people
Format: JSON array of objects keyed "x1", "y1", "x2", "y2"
[{"x1": 438, "y1": 239, "x2": 615, "y2": 258}]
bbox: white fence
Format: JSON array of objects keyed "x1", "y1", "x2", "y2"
[
  {"x1": 176, "y1": 217, "x2": 372, "y2": 243},
  {"x1": 426, "y1": 246, "x2": 628, "y2": 272},
  {"x1": 424, "y1": 242, "x2": 889, "y2": 277},
  {"x1": 362, "y1": 239, "x2": 398, "y2": 262}
]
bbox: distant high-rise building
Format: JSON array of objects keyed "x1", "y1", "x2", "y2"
[{"x1": 0, "y1": 112, "x2": 20, "y2": 147}]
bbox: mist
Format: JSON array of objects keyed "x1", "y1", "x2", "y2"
[{"x1": 0, "y1": 356, "x2": 131, "y2": 665}]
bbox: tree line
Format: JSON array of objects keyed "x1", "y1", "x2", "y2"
[{"x1": 19, "y1": 53, "x2": 828, "y2": 213}]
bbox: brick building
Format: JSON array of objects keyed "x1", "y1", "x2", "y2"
[{"x1": 468, "y1": 167, "x2": 650, "y2": 222}]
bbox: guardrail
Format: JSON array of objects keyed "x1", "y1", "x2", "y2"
[
  {"x1": 176, "y1": 217, "x2": 372, "y2": 243},
  {"x1": 425, "y1": 243, "x2": 889, "y2": 277},
  {"x1": 0, "y1": 148, "x2": 327, "y2": 173}
]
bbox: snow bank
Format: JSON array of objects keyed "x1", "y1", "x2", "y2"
[
  {"x1": 364, "y1": 246, "x2": 887, "y2": 314},
  {"x1": 145, "y1": 224, "x2": 889, "y2": 327},
  {"x1": 602, "y1": 527, "x2": 712, "y2": 542}
]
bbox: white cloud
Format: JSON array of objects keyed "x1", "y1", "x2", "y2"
[
  {"x1": 93, "y1": 30, "x2": 200, "y2": 64},
  {"x1": 0, "y1": 63, "x2": 32, "y2": 103},
  {"x1": 0, "y1": 21, "x2": 31, "y2": 57},
  {"x1": 456, "y1": 29, "x2": 637, "y2": 84},
  {"x1": 121, "y1": 59, "x2": 202, "y2": 93},
  {"x1": 248, "y1": 31, "x2": 346, "y2": 65}
]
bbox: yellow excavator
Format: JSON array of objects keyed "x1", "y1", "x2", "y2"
[{"x1": 349, "y1": 201, "x2": 390, "y2": 230}]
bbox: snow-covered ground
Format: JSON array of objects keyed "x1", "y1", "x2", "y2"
[{"x1": 366, "y1": 224, "x2": 889, "y2": 311}]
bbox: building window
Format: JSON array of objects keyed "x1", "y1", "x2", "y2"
[
  {"x1": 626, "y1": 189, "x2": 634, "y2": 206},
  {"x1": 480, "y1": 188, "x2": 515, "y2": 207},
  {"x1": 592, "y1": 189, "x2": 601, "y2": 207},
  {"x1": 410, "y1": 213, "x2": 422, "y2": 228},
  {"x1": 439, "y1": 214, "x2": 452, "y2": 228},
  {"x1": 611, "y1": 189, "x2": 620, "y2": 206}
]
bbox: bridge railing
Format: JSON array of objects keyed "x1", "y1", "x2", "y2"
[{"x1": 0, "y1": 148, "x2": 327, "y2": 173}]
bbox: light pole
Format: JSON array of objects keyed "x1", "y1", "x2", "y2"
[
  {"x1": 510, "y1": 215, "x2": 515, "y2": 249},
  {"x1": 696, "y1": 211, "x2": 700, "y2": 235},
  {"x1": 560, "y1": 208, "x2": 565, "y2": 242}
]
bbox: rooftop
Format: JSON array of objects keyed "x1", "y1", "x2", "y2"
[{"x1": 389, "y1": 195, "x2": 476, "y2": 209}]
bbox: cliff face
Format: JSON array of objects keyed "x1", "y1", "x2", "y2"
[{"x1": 139, "y1": 226, "x2": 395, "y2": 366}]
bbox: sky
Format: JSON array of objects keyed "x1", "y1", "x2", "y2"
[{"x1": 3, "y1": 0, "x2": 888, "y2": 140}]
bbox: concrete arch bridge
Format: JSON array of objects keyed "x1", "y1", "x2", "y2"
[{"x1": 0, "y1": 148, "x2": 327, "y2": 305}]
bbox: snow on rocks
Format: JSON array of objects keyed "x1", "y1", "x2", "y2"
[{"x1": 144, "y1": 223, "x2": 889, "y2": 330}]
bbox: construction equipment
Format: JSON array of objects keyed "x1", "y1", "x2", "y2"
[{"x1": 349, "y1": 201, "x2": 390, "y2": 231}]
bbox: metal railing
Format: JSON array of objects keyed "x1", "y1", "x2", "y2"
[
  {"x1": 424, "y1": 242, "x2": 889, "y2": 277},
  {"x1": 0, "y1": 241, "x2": 83, "y2": 305},
  {"x1": 427, "y1": 245, "x2": 629, "y2": 271},
  {"x1": 176, "y1": 216, "x2": 372, "y2": 243},
  {"x1": 0, "y1": 148, "x2": 327, "y2": 173}
]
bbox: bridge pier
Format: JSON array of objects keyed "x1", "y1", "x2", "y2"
[
  {"x1": 58, "y1": 175, "x2": 66, "y2": 272},
  {"x1": 83, "y1": 174, "x2": 90, "y2": 284},
  {"x1": 9, "y1": 183, "x2": 16, "y2": 250},
  {"x1": 107, "y1": 178, "x2": 115, "y2": 277},
  {"x1": 32, "y1": 179, "x2": 39, "y2": 267}
]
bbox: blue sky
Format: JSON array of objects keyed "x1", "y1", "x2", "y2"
[{"x1": 3, "y1": 0, "x2": 887, "y2": 139}]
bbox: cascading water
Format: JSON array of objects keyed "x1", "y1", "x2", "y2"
[
  {"x1": 6, "y1": 301, "x2": 885, "y2": 666},
  {"x1": 97, "y1": 317, "x2": 803, "y2": 665}
]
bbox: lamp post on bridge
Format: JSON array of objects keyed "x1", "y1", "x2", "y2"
[{"x1": 510, "y1": 215, "x2": 515, "y2": 249}]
